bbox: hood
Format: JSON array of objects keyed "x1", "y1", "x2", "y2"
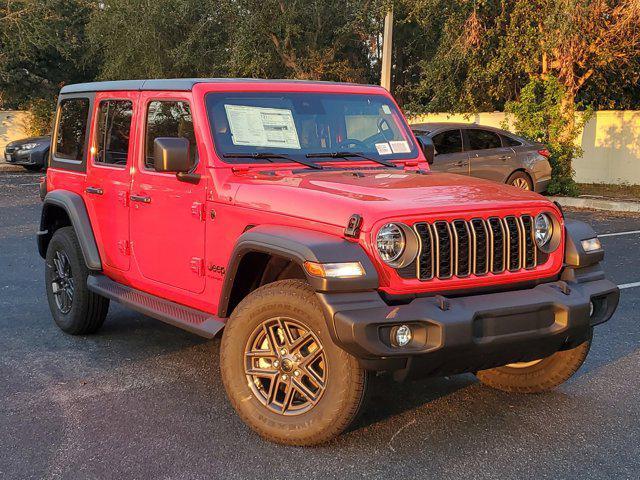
[
  {"x1": 231, "y1": 169, "x2": 554, "y2": 230},
  {"x1": 7, "y1": 136, "x2": 50, "y2": 147}
]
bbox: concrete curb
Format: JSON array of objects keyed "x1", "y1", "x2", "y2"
[
  {"x1": 0, "y1": 163, "x2": 25, "y2": 173},
  {"x1": 549, "y1": 196, "x2": 640, "y2": 213}
]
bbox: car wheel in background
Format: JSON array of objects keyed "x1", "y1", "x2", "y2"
[{"x1": 506, "y1": 171, "x2": 533, "y2": 190}]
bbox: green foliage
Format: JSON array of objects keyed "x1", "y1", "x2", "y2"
[
  {"x1": 504, "y1": 76, "x2": 587, "y2": 196},
  {"x1": 26, "y1": 96, "x2": 57, "y2": 136},
  {"x1": 0, "y1": 0, "x2": 98, "y2": 109}
]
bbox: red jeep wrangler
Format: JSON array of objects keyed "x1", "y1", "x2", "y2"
[{"x1": 38, "y1": 79, "x2": 618, "y2": 445}]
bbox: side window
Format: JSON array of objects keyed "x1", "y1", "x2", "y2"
[
  {"x1": 55, "y1": 98, "x2": 90, "y2": 161},
  {"x1": 432, "y1": 129, "x2": 463, "y2": 155},
  {"x1": 95, "y1": 100, "x2": 133, "y2": 166},
  {"x1": 467, "y1": 129, "x2": 502, "y2": 151},
  {"x1": 502, "y1": 135, "x2": 523, "y2": 147},
  {"x1": 145, "y1": 100, "x2": 196, "y2": 169}
]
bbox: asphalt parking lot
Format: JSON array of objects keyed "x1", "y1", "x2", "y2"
[{"x1": 1, "y1": 171, "x2": 639, "y2": 480}]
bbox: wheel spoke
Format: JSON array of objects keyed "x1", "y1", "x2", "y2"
[
  {"x1": 291, "y1": 377, "x2": 320, "y2": 405},
  {"x1": 302, "y1": 363, "x2": 325, "y2": 388},
  {"x1": 289, "y1": 331, "x2": 313, "y2": 355},
  {"x1": 245, "y1": 366, "x2": 278, "y2": 377}
]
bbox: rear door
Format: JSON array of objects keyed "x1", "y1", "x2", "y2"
[
  {"x1": 129, "y1": 93, "x2": 207, "y2": 294},
  {"x1": 429, "y1": 129, "x2": 469, "y2": 175},
  {"x1": 84, "y1": 92, "x2": 137, "y2": 271},
  {"x1": 464, "y1": 128, "x2": 516, "y2": 182}
]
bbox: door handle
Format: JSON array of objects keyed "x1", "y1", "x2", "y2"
[
  {"x1": 499, "y1": 155, "x2": 510, "y2": 161},
  {"x1": 130, "y1": 194, "x2": 151, "y2": 204},
  {"x1": 85, "y1": 186, "x2": 103, "y2": 195},
  {"x1": 454, "y1": 161, "x2": 469, "y2": 167}
]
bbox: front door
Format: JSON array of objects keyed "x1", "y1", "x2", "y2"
[
  {"x1": 429, "y1": 129, "x2": 469, "y2": 175},
  {"x1": 85, "y1": 93, "x2": 137, "y2": 271},
  {"x1": 130, "y1": 94, "x2": 206, "y2": 294}
]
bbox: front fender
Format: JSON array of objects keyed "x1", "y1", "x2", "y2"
[{"x1": 218, "y1": 225, "x2": 379, "y2": 317}]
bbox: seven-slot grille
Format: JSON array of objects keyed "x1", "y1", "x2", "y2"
[{"x1": 412, "y1": 216, "x2": 538, "y2": 281}]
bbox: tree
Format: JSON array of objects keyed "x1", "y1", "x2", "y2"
[
  {"x1": 0, "y1": 0, "x2": 97, "y2": 110},
  {"x1": 225, "y1": 0, "x2": 384, "y2": 83},
  {"x1": 86, "y1": 0, "x2": 231, "y2": 79}
]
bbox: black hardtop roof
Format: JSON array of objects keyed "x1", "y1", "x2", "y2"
[{"x1": 60, "y1": 78, "x2": 380, "y2": 94}]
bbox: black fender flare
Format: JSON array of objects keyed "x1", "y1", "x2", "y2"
[
  {"x1": 38, "y1": 190, "x2": 102, "y2": 270},
  {"x1": 218, "y1": 225, "x2": 379, "y2": 317},
  {"x1": 564, "y1": 219, "x2": 604, "y2": 268}
]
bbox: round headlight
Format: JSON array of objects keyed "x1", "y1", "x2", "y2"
[
  {"x1": 376, "y1": 223, "x2": 406, "y2": 264},
  {"x1": 534, "y1": 213, "x2": 553, "y2": 248}
]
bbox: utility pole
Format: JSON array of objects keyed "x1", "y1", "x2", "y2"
[{"x1": 380, "y1": 8, "x2": 393, "y2": 91}]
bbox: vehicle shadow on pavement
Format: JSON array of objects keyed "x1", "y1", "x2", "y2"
[{"x1": 350, "y1": 373, "x2": 476, "y2": 432}]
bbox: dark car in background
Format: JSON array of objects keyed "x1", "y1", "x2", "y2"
[
  {"x1": 411, "y1": 123, "x2": 551, "y2": 192},
  {"x1": 3, "y1": 136, "x2": 50, "y2": 172}
]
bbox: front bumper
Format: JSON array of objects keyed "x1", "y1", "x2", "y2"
[
  {"x1": 4, "y1": 148, "x2": 47, "y2": 167},
  {"x1": 318, "y1": 276, "x2": 618, "y2": 380}
]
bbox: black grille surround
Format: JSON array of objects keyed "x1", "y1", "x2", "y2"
[{"x1": 409, "y1": 215, "x2": 540, "y2": 281}]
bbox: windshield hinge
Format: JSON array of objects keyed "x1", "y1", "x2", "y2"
[{"x1": 344, "y1": 214, "x2": 363, "y2": 239}]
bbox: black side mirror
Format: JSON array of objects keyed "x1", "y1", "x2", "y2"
[
  {"x1": 154, "y1": 137, "x2": 192, "y2": 173},
  {"x1": 417, "y1": 137, "x2": 435, "y2": 165}
]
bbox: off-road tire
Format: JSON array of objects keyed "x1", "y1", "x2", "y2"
[
  {"x1": 220, "y1": 279, "x2": 368, "y2": 446},
  {"x1": 45, "y1": 226, "x2": 109, "y2": 334},
  {"x1": 475, "y1": 338, "x2": 592, "y2": 393},
  {"x1": 506, "y1": 171, "x2": 533, "y2": 191}
]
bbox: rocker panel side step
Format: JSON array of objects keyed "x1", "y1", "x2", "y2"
[{"x1": 87, "y1": 275, "x2": 225, "y2": 338}]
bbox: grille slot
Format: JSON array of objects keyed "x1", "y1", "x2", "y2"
[{"x1": 411, "y1": 215, "x2": 538, "y2": 281}]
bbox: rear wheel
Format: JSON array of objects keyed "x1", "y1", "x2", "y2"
[
  {"x1": 220, "y1": 279, "x2": 368, "y2": 446},
  {"x1": 45, "y1": 227, "x2": 109, "y2": 334},
  {"x1": 506, "y1": 171, "x2": 533, "y2": 190},
  {"x1": 475, "y1": 338, "x2": 591, "y2": 393}
]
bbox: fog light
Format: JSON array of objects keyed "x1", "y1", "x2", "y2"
[
  {"x1": 581, "y1": 237, "x2": 602, "y2": 252},
  {"x1": 391, "y1": 324, "x2": 412, "y2": 347}
]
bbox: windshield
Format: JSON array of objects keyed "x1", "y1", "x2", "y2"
[{"x1": 205, "y1": 92, "x2": 418, "y2": 164}]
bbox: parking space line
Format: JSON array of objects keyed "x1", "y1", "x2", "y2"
[
  {"x1": 618, "y1": 281, "x2": 640, "y2": 290},
  {"x1": 599, "y1": 230, "x2": 640, "y2": 237}
]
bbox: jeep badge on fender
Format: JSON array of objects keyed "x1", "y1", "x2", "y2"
[{"x1": 38, "y1": 78, "x2": 619, "y2": 446}]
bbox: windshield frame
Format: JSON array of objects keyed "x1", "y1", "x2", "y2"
[{"x1": 203, "y1": 90, "x2": 420, "y2": 167}]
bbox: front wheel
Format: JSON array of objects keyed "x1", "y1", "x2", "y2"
[
  {"x1": 475, "y1": 337, "x2": 592, "y2": 393},
  {"x1": 220, "y1": 279, "x2": 368, "y2": 446}
]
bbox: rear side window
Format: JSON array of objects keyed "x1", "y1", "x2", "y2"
[
  {"x1": 467, "y1": 129, "x2": 502, "y2": 150},
  {"x1": 95, "y1": 100, "x2": 133, "y2": 166},
  {"x1": 55, "y1": 98, "x2": 90, "y2": 161},
  {"x1": 432, "y1": 130, "x2": 463, "y2": 154},
  {"x1": 145, "y1": 100, "x2": 196, "y2": 169},
  {"x1": 502, "y1": 135, "x2": 523, "y2": 147}
]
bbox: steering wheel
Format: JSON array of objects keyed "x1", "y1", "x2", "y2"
[{"x1": 336, "y1": 138, "x2": 368, "y2": 150}]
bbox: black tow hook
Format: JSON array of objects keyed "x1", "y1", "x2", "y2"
[{"x1": 434, "y1": 295, "x2": 450, "y2": 311}]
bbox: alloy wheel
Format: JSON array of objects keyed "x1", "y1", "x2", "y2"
[
  {"x1": 511, "y1": 177, "x2": 531, "y2": 190},
  {"x1": 244, "y1": 317, "x2": 327, "y2": 416},
  {"x1": 51, "y1": 250, "x2": 74, "y2": 314}
]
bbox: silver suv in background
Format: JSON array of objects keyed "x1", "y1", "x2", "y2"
[{"x1": 411, "y1": 123, "x2": 552, "y2": 192}]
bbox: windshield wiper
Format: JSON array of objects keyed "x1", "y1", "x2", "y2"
[
  {"x1": 223, "y1": 152, "x2": 323, "y2": 170},
  {"x1": 305, "y1": 151, "x2": 399, "y2": 168}
]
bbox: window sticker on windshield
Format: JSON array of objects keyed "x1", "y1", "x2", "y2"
[
  {"x1": 389, "y1": 140, "x2": 411, "y2": 153},
  {"x1": 225, "y1": 105, "x2": 301, "y2": 149},
  {"x1": 375, "y1": 142, "x2": 392, "y2": 155},
  {"x1": 381, "y1": 104, "x2": 392, "y2": 114}
]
